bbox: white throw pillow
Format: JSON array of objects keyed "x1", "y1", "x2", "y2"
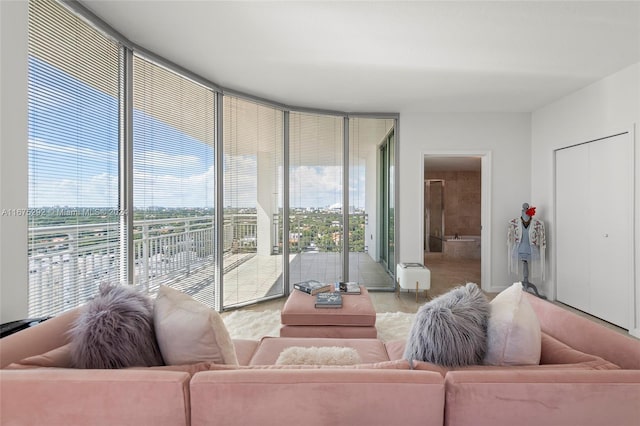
[
  {"x1": 154, "y1": 285, "x2": 238, "y2": 365},
  {"x1": 484, "y1": 282, "x2": 541, "y2": 366}
]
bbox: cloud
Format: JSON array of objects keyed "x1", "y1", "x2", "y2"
[
  {"x1": 290, "y1": 165, "x2": 342, "y2": 207},
  {"x1": 134, "y1": 150, "x2": 204, "y2": 174},
  {"x1": 133, "y1": 165, "x2": 215, "y2": 208},
  {"x1": 30, "y1": 172, "x2": 119, "y2": 208},
  {"x1": 29, "y1": 138, "x2": 117, "y2": 163}
]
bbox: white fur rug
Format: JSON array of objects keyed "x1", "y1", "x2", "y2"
[
  {"x1": 223, "y1": 310, "x2": 415, "y2": 342},
  {"x1": 276, "y1": 346, "x2": 362, "y2": 365}
]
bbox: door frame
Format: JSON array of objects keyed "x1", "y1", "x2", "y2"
[
  {"x1": 378, "y1": 128, "x2": 395, "y2": 277},
  {"x1": 421, "y1": 151, "x2": 492, "y2": 292}
]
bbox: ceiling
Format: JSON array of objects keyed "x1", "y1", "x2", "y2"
[{"x1": 79, "y1": 1, "x2": 640, "y2": 114}]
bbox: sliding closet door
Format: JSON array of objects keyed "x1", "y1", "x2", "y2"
[
  {"x1": 587, "y1": 134, "x2": 633, "y2": 327},
  {"x1": 556, "y1": 144, "x2": 590, "y2": 312},
  {"x1": 555, "y1": 133, "x2": 633, "y2": 329}
]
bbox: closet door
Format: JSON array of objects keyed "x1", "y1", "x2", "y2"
[
  {"x1": 555, "y1": 133, "x2": 633, "y2": 329},
  {"x1": 556, "y1": 144, "x2": 590, "y2": 312},
  {"x1": 587, "y1": 134, "x2": 633, "y2": 328}
]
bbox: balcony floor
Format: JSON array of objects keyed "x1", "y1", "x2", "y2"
[{"x1": 166, "y1": 251, "x2": 394, "y2": 309}]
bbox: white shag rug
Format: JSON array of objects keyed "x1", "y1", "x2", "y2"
[{"x1": 223, "y1": 310, "x2": 415, "y2": 342}]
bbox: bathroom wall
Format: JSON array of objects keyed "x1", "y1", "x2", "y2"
[{"x1": 425, "y1": 170, "x2": 481, "y2": 237}]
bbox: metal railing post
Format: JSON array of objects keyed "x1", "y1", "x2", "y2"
[{"x1": 142, "y1": 222, "x2": 149, "y2": 291}]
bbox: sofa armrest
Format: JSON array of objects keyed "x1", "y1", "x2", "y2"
[
  {"x1": 525, "y1": 293, "x2": 640, "y2": 369},
  {"x1": 0, "y1": 308, "x2": 80, "y2": 368},
  {"x1": 191, "y1": 369, "x2": 444, "y2": 426},
  {"x1": 444, "y1": 369, "x2": 640, "y2": 426},
  {"x1": 0, "y1": 369, "x2": 191, "y2": 426}
]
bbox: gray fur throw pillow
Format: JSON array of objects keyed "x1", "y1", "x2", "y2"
[
  {"x1": 403, "y1": 282, "x2": 490, "y2": 367},
  {"x1": 69, "y1": 283, "x2": 164, "y2": 369}
]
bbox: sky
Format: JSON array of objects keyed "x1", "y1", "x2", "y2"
[{"x1": 28, "y1": 55, "x2": 366, "y2": 210}]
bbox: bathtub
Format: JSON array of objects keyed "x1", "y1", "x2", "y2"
[{"x1": 443, "y1": 235, "x2": 481, "y2": 259}]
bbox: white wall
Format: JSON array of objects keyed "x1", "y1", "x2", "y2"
[
  {"x1": 532, "y1": 63, "x2": 640, "y2": 337},
  {"x1": 398, "y1": 112, "x2": 531, "y2": 293},
  {"x1": 0, "y1": 0, "x2": 29, "y2": 323}
]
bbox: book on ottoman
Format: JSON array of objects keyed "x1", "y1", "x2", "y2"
[
  {"x1": 336, "y1": 281, "x2": 361, "y2": 294},
  {"x1": 315, "y1": 292, "x2": 342, "y2": 308},
  {"x1": 293, "y1": 280, "x2": 332, "y2": 295}
]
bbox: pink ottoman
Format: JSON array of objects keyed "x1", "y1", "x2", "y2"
[{"x1": 280, "y1": 286, "x2": 377, "y2": 338}]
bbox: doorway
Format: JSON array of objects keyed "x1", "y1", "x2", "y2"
[{"x1": 422, "y1": 152, "x2": 491, "y2": 294}]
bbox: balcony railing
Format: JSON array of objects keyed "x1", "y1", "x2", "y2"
[
  {"x1": 28, "y1": 215, "x2": 258, "y2": 317},
  {"x1": 27, "y1": 211, "x2": 366, "y2": 316}
]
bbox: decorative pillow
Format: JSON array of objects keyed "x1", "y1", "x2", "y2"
[
  {"x1": 403, "y1": 282, "x2": 490, "y2": 367},
  {"x1": 275, "y1": 346, "x2": 362, "y2": 366},
  {"x1": 484, "y1": 282, "x2": 541, "y2": 366},
  {"x1": 154, "y1": 285, "x2": 238, "y2": 365},
  {"x1": 69, "y1": 283, "x2": 164, "y2": 369}
]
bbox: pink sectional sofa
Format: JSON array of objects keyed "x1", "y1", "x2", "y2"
[
  {"x1": 441, "y1": 294, "x2": 640, "y2": 426},
  {"x1": 1, "y1": 293, "x2": 639, "y2": 426}
]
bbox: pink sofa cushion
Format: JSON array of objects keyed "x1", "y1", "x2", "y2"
[
  {"x1": 191, "y1": 369, "x2": 444, "y2": 426},
  {"x1": 232, "y1": 339, "x2": 260, "y2": 366},
  {"x1": 540, "y1": 332, "x2": 613, "y2": 365},
  {"x1": 281, "y1": 287, "x2": 376, "y2": 326},
  {"x1": 9, "y1": 344, "x2": 73, "y2": 369},
  {"x1": 279, "y1": 324, "x2": 377, "y2": 338},
  {"x1": 134, "y1": 362, "x2": 212, "y2": 376},
  {"x1": 1, "y1": 369, "x2": 191, "y2": 426},
  {"x1": 248, "y1": 337, "x2": 389, "y2": 365},
  {"x1": 444, "y1": 370, "x2": 640, "y2": 426},
  {"x1": 385, "y1": 339, "x2": 406, "y2": 361},
  {"x1": 0, "y1": 308, "x2": 80, "y2": 369}
]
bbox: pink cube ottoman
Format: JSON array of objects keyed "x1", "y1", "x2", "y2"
[{"x1": 280, "y1": 286, "x2": 377, "y2": 338}]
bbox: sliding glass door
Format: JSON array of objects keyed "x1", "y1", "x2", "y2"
[
  {"x1": 288, "y1": 112, "x2": 344, "y2": 285},
  {"x1": 379, "y1": 129, "x2": 395, "y2": 275},
  {"x1": 349, "y1": 118, "x2": 395, "y2": 289},
  {"x1": 222, "y1": 96, "x2": 284, "y2": 308}
]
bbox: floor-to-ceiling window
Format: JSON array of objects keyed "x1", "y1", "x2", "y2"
[
  {"x1": 26, "y1": 0, "x2": 399, "y2": 316},
  {"x1": 289, "y1": 112, "x2": 344, "y2": 285},
  {"x1": 132, "y1": 55, "x2": 216, "y2": 305},
  {"x1": 223, "y1": 96, "x2": 284, "y2": 308},
  {"x1": 27, "y1": 0, "x2": 121, "y2": 316}
]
